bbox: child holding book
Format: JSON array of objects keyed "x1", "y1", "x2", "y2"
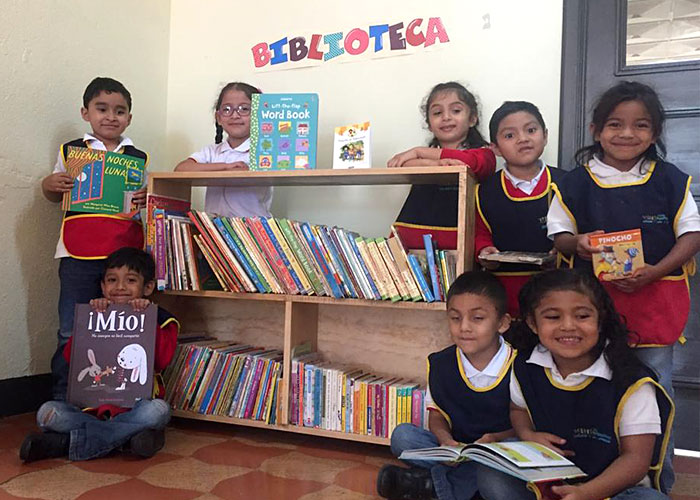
[
  {"x1": 377, "y1": 271, "x2": 514, "y2": 500},
  {"x1": 388, "y1": 82, "x2": 496, "y2": 249},
  {"x1": 175, "y1": 82, "x2": 272, "y2": 218},
  {"x1": 476, "y1": 101, "x2": 565, "y2": 316},
  {"x1": 547, "y1": 81, "x2": 700, "y2": 490},
  {"x1": 478, "y1": 269, "x2": 672, "y2": 499},
  {"x1": 41, "y1": 77, "x2": 149, "y2": 400},
  {"x1": 20, "y1": 248, "x2": 180, "y2": 463}
]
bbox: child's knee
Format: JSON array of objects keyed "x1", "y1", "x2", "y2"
[
  {"x1": 36, "y1": 401, "x2": 64, "y2": 430},
  {"x1": 142, "y1": 399, "x2": 171, "y2": 428},
  {"x1": 390, "y1": 423, "x2": 419, "y2": 454}
]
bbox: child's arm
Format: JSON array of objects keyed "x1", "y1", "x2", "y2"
[
  {"x1": 552, "y1": 231, "x2": 604, "y2": 261},
  {"x1": 428, "y1": 410, "x2": 460, "y2": 446},
  {"x1": 510, "y1": 403, "x2": 572, "y2": 456},
  {"x1": 439, "y1": 148, "x2": 496, "y2": 181},
  {"x1": 41, "y1": 172, "x2": 74, "y2": 203},
  {"x1": 174, "y1": 158, "x2": 249, "y2": 172},
  {"x1": 474, "y1": 428, "x2": 516, "y2": 444},
  {"x1": 387, "y1": 147, "x2": 442, "y2": 168}
]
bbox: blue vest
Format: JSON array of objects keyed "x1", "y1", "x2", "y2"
[{"x1": 428, "y1": 344, "x2": 514, "y2": 443}]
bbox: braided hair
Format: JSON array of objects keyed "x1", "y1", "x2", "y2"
[
  {"x1": 213, "y1": 82, "x2": 261, "y2": 144},
  {"x1": 421, "y1": 82, "x2": 488, "y2": 149}
]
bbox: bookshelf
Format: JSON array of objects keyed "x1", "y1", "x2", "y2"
[{"x1": 149, "y1": 166, "x2": 476, "y2": 445}]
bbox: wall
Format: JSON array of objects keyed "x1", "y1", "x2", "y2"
[{"x1": 0, "y1": 0, "x2": 171, "y2": 380}]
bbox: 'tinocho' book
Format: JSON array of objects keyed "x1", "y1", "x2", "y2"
[
  {"x1": 332, "y1": 122, "x2": 371, "y2": 169},
  {"x1": 61, "y1": 146, "x2": 146, "y2": 215},
  {"x1": 589, "y1": 229, "x2": 645, "y2": 281},
  {"x1": 67, "y1": 304, "x2": 158, "y2": 409},
  {"x1": 249, "y1": 93, "x2": 319, "y2": 170}
]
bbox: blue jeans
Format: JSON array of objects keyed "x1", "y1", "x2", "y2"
[
  {"x1": 391, "y1": 423, "x2": 478, "y2": 500},
  {"x1": 51, "y1": 257, "x2": 105, "y2": 400},
  {"x1": 635, "y1": 345, "x2": 675, "y2": 493},
  {"x1": 37, "y1": 399, "x2": 170, "y2": 461},
  {"x1": 476, "y1": 466, "x2": 668, "y2": 500}
]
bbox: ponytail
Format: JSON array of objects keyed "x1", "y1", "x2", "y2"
[{"x1": 215, "y1": 123, "x2": 223, "y2": 144}]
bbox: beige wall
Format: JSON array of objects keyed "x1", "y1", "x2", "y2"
[{"x1": 0, "y1": 0, "x2": 171, "y2": 380}]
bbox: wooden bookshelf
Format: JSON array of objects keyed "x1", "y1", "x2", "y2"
[{"x1": 151, "y1": 166, "x2": 475, "y2": 444}]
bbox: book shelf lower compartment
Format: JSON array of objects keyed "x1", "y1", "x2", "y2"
[{"x1": 171, "y1": 409, "x2": 390, "y2": 446}]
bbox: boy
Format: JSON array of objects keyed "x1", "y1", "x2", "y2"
[
  {"x1": 20, "y1": 248, "x2": 179, "y2": 462},
  {"x1": 475, "y1": 101, "x2": 565, "y2": 316},
  {"x1": 41, "y1": 77, "x2": 148, "y2": 400},
  {"x1": 377, "y1": 271, "x2": 514, "y2": 500}
]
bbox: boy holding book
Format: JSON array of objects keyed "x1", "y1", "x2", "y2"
[
  {"x1": 377, "y1": 271, "x2": 515, "y2": 500},
  {"x1": 20, "y1": 248, "x2": 179, "y2": 463},
  {"x1": 41, "y1": 77, "x2": 149, "y2": 401}
]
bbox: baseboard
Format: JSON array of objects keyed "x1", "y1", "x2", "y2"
[{"x1": 0, "y1": 373, "x2": 52, "y2": 417}]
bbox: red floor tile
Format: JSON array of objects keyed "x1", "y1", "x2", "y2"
[
  {"x1": 75, "y1": 478, "x2": 200, "y2": 500},
  {"x1": 332, "y1": 463, "x2": 382, "y2": 496},
  {"x1": 211, "y1": 470, "x2": 327, "y2": 500},
  {"x1": 72, "y1": 451, "x2": 180, "y2": 476},
  {"x1": 0, "y1": 449, "x2": 66, "y2": 484},
  {"x1": 192, "y1": 439, "x2": 290, "y2": 468}
]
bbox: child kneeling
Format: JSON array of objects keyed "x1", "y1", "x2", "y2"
[
  {"x1": 21, "y1": 248, "x2": 179, "y2": 462},
  {"x1": 378, "y1": 271, "x2": 515, "y2": 500}
]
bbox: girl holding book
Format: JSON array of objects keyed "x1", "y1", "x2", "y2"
[
  {"x1": 388, "y1": 82, "x2": 496, "y2": 249},
  {"x1": 175, "y1": 82, "x2": 272, "y2": 218}
]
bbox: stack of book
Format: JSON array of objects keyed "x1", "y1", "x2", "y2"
[{"x1": 163, "y1": 337, "x2": 283, "y2": 424}]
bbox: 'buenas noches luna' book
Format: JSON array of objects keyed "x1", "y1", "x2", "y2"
[
  {"x1": 249, "y1": 93, "x2": 319, "y2": 170},
  {"x1": 61, "y1": 146, "x2": 146, "y2": 215},
  {"x1": 67, "y1": 304, "x2": 157, "y2": 409}
]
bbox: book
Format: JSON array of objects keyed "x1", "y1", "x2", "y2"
[
  {"x1": 146, "y1": 194, "x2": 191, "y2": 253},
  {"x1": 332, "y1": 122, "x2": 371, "y2": 169},
  {"x1": 249, "y1": 93, "x2": 319, "y2": 170},
  {"x1": 61, "y1": 146, "x2": 146, "y2": 215},
  {"x1": 589, "y1": 229, "x2": 645, "y2": 281},
  {"x1": 67, "y1": 304, "x2": 157, "y2": 408},
  {"x1": 399, "y1": 441, "x2": 586, "y2": 484},
  {"x1": 479, "y1": 251, "x2": 556, "y2": 267},
  {"x1": 423, "y1": 234, "x2": 443, "y2": 301}
]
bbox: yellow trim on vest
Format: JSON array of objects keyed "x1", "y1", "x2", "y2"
[
  {"x1": 456, "y1": 344, "x2": 516, "y2": 393},
  {"x1": 544, "y1": 369, "x2": 595, "y2": 391},
  {"x1": 673, "y1": 176, "x2": 692, "y2": 234},
  {"x1": 393, "y1": 221, "x2": 458, "y2": 231},
  {"x1": 585, "y1": 161, "x2": 657, "y2": 189},
  {"x1": 501, "y1": 167, "x2": 553, "y2": 202},
  {"x1": 160, "y1": 317, "x2": 181, "y2": 332},
  {"x1": 550, "y1": 183, "x2": 578, "y2": 234},
  {"x1": 526, "y1": 482, "x2": 544, "y2": 500},
  {"x1": 493, "y1": 271, "x2": 539, "y2": 277},
  {"x1": 475, "y1": 184, "x2": 492, "y2": 234}
]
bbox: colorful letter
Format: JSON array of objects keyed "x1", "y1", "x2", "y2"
[
  {"x1": 369, "y1": 24, "x2": 389, "y2": 52},
  {"x1": 424, "y1": 17, "x2": 450, "y2": 47},
  {"x1": 270, "y1": 37, "x2": 289, "y2": 65},
  {"x1": 323, "y1": 32, "x2": 344, "y2": 61},
  {"x1": 388, "y1": 23, "x2": 406, "y2": 50},
  {"x1": 308, "y1": 34, "x2": 324, "y2": 60},
  {"x1": 406, "y1": 18, "x2": 425, "y2": 46},
  {"x1": 289, "y1": 37, "x2": 308, "y2": 62},
  {"x1": 344, "y1": 28, "x2": 369, "y2": 55},
  {"x1": 251, "y1": 42, "x2": 270, "y2": 68}
]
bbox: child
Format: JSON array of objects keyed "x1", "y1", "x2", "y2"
[
  {"x1": 478, "y1": 269, "x2": 673, "y2": 499},
  {"x1": 547, "y1": 81, "x2": 700, "y2": 491},
  {"x1": 387, "y1": 82, "x2": 496, "y2": 249},
  {"x1": 377, "y1": 271, "x2": 514, "y2": 500},
  {"x1": 476, "y1": 101, "x2": 566, "y2": 317},
  {"x1": 41, "y1": 77, "x2": 148, "y2": 401},
  {"x1": 174, "y1": 82, "x2": 272, "y2": 218},
  {"x1": 20, "y1": 248, "x2": 179, "y2": 463}
]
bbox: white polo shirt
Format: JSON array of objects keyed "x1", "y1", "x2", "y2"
[
  {"x1": 189, "y1": 138, "x2": 273, "y2": 218},
  {"x1": 502, "y1": 161, "x2": 547, "y2": 196}
]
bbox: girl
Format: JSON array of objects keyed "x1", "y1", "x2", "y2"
[
  {"x1": 476, "y1": 101, "x2": 565, "y2": 317},
  {"x1": 388, "y1": 82, "x2": 496, "y2": 249},
  {"x1": 175, "y1": 82, "x2": 272, "y2": 217},
  {"x1": 547, "y1": 81, "x2": 700, "y2": 491},
  {"x1": 478, "y1": 269, "x2": 672, "y2": 500}
]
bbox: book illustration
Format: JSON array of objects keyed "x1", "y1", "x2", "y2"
[
  {"x1": 61, "y1": 146, "x2": 145, "y2": 215},
  {"x1": 332, "y1": 122, "x2": 371, "y2": 169},
  {"x1": 115, "y1": 344, "x2": 148, "y2": 390},
  {"x1": 76, "y1": 349, "x2": 116, "y2": 387},
  {"x1": 589, "y1": 229, "x2": 644, "y2": 281},
  {"x1": 479, "y1": 251, "x2": 556, "y2": 266}
]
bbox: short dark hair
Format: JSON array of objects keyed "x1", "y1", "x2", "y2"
[
  {"x1": 489, "y1": 101, "x2": 546, "y2": 143},
  {"x1": 104, "y1": 247, "x2": 155, "y2": 284},
  {"x1": 446, "y1": 271, "x2": 507, "y2": 316},
  {"x1": 83, "y1": 77, "x2": 132, "y2": 110}
]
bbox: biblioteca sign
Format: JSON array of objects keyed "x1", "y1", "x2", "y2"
[{"x1": 251, "y1": 17, "x2": 450, "y2": 71}]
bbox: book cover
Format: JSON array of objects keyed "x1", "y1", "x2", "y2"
[
  {"x1": 479, "y1": 251, "x2": 556, "y2": 267},
  {"x1": 249, "y1": 93, "x2": 319, "y2": 170},
  {"x1": 332, "y1": 122, "x2": 371, "y2": 169},
  {"x1": 61, "y1": 146, "x2": 145, "y2": 215},
  {"x1": 589, "y1": 229, "x2": 645, "y2": 281},
  {"x1": 146, "y1": 194, "x2": 191, "y2": 253},
  {"x1": 67, "y1": 304, "x2": 157, "y2": 409}
]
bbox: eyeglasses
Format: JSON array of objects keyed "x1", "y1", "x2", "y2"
[{"x1": 218, "y1": 104, "x2": 252, "y2": 117}]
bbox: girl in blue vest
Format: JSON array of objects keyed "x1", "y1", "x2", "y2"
[{"x1": 478, "y1": 269, "x2": 672, "y2": 500}]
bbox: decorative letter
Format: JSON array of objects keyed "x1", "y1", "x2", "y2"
[
  {"x1": 424, "y1": 17, "x2": 450, "y2": 47},
  {"x1": 323, "y1": 32, "x2": 344, "y2": 61},
  {"x1": 388, "y1": 23, "x2": 406, "y2": 50},
  {"x1": 406, "y1": 18, "x2": 425, "y2": 46},
  {"x1": 289, "y1": 37, "x2": 308, "y2": 62},
  {"x1": 251, "y1": 42, "x2": 270, "y2": 68},
  {"x1": 369, "y1": 24, "x2": 389, "y2": 52},
  {"x1": 270, "y1": 37, "x2": 289, "y2": 65},
  {"x1": 344, "y1": 28, "x2": 369, "y2": 55},
  {"x1": 308, "y1": 34, "x2": 324, "y2": 60}
]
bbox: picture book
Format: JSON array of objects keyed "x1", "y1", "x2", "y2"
[
  {"x1": 332, "y1": 122, "x2": 371, "y2": 169},
  {"x1": 589, "y1": 229, "x2": 645, "y2": 281},
  {"x1": 67, "y1": 304, "x2": 158, "y2": 409},
  {"x1": 249, "y1": 93, "x2": 319, "y2": 170},
  {"x1": 479, "y1": 251, "x2": 556, "y2": 267},
  {"x1": 146, "y1": 194, "x2": 191, "y2": 252},
  {"x1": 61, "y1": 146, "x2": 146, "y2": 215}
]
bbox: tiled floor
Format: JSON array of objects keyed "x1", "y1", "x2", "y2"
[{"x1": 1, "y1": 413, "x2": 699, "y2": 500}]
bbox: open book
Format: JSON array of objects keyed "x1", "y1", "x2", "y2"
[
  {"x1": 479, "y1": 251, "x2": 555, "y2": 267},
  {"x1": 399, "y1": 441, "x2": 586, "y2": 483}
]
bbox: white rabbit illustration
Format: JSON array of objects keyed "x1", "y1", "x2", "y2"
[
  {"x1": 114, "y1": 344, "x2": 147, "y2": 390},
  {"x1": 77, "y1": 349, "x2": 102, "y2": 385}
]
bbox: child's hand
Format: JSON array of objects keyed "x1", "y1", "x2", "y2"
[
  {"x1": 90, "y1": 298, "x2": 112, "y2": 312},
  {"x1": 550, "y1": 483, "x2": 591, "y2": 500},
  {"x1": 478, "y1": 246, "x2": 500, "y2": 270},
  {"x1": 438, "y1": 437, "x2": 460, "y2": 447},
  {"x1": 612, "y1": 264, "x2": 660, "y2": 293},
  {"x1": 223, "y1": 161, "x2": 249, "y2": 170},
  {"x1": 387, "y1": 149, "x2": 419, "y2": 168},
  {"x1": 43, "y1": 173, "x2": 74, "y2": 193},
  {"x1": 575, "y1": 231, "x2": 604, "y2": 261},
  {"x1": 128, "y1": 298, "x2": 151, "y2": 312},
  {"x1": 131, "y1": 187, "x2": 147, "y2": 209},
  {"x1": 439, "y1": 158, "x2": 466, "y2": 166},
  {"x1": 474, "y1": 433, "x2": 498, "y2": 444},
  {"x1": 523, "y1": 431, "x2": 574, "y2": 457}
]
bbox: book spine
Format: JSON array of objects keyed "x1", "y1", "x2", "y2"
[
  {"x1": 247, "y1": 217, "x2": 299, "y2": 294},
  {"x1": 313, "y1": 225, "x2": 352, "y2": 298},
  {"x1": 300, "y1": 222, "x2": 344, "y2": 298},
  {"x1": 377, "y1": 237, "x2": 411, "y2": 300},
  {"x1": 368, "y1": 239, "x2": 401, "y2": 301},
  {"x1": 213, "y1": 217, "x2": 266, "y2": 293},
  {"x1": 221, "y1": 217, "x2": 271, "y2": 292},
  {"x1": 188, "y1": 211, "x2": 241, "y2": 292},
  {"x1": 407, "y1": 254, "x2": 435, "y2": 302},
  {"x1": 154, "y1": 210, "x2": 167, "y2": 290},
  {"x1": 267, "y1": 218, "x2": 314, "y2": 294},
  {"x1": 422, "y1": 234, "x2": 443, "y2": 301},
  {"x1": 345, "y1": 232, "x2": 382, "y2": 300},
  {"x1": 230, "y1": 217, "x2": 284, "y2": 294},
  {"x1": 387, "y1": 236, "x2": 422, "y2": 301},
  {"x1": 278, "y1": 219, "x2": 325, "y2": 296},
  {"x1": 290, "y1": 220, "x2": 333, "y2": 296},
  {"x1": 356, "y1": 238, "x2": 388, "y2": 299},
  {"x1": 334, "y1": 228, "x2": 371, "y2": 299},
  {"x1": 260, "y1": 217, "x2": 307, "y2": 293},
  {"x1": 328, "y1": 227, "x2": 364, "y2": 299}
]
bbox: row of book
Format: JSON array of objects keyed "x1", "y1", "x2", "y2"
[
  {"x1": 153, "y1": 206, "x2": 457, "y2": 302},
  {"x1": 162, "y1": 337, "x2": 283, "y2": 424}
]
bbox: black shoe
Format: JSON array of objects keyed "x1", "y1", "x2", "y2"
[
  {"x1": 127, "y1": 428, "x2": 165, "y2": 458},
  {"x1": 377, "y1": 464, "x2": 434, "y2": 500},
  {"x1": 19, "y1": 432, "x2": 69, "y2": 463}
]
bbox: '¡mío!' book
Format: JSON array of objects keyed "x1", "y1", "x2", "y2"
[
  {"x1": 332, "y1": 122, "x2": 371, "y2": 169},
  {"x1": 249, "y1": 93, "x2": 319, "y2": 170},
  {"x1": 67, "y1": 304, "x2": 157, "y2": 409},
  {"x1": 61, "y1": 146, "x2": 146, "y2": 215},
  {"x1": 589, "y1": 229, "x2": 644, "y2": 281}
]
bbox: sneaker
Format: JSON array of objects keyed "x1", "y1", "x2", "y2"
[
  {"x1": 127, "y1": 428, "x2": 165, "y2": 458},
  {"x1": 19, "y1": 432, "x2": 69, "y2": 463},
  {"x1": 377, "y1": 464, "x2": 435, "y2": 500}
]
